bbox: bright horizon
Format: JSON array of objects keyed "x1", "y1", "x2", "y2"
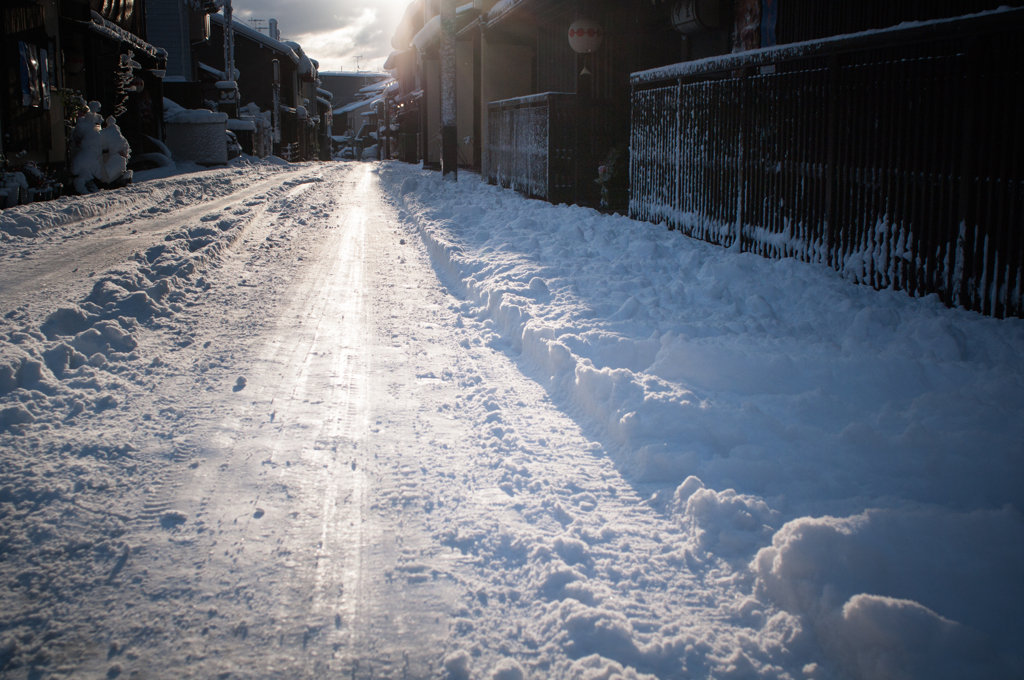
[{"x1": 230, "y1": 0, "x2": 411, "y2": 73}]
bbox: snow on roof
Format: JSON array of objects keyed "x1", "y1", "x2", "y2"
[
  {"x1": 210, "y1": 14, "x2": 299, "y2": 64},
  {"x1": 391, "y1": 0, "x2": 425, "y2": 50},
  {"x1": 485, "y1": 0, "x2": 527, "y2": 24},
  {"x1": 385, "y1": 81, "x2": 400, "y2": 96},
  {"x1": 85, "y1": 11, "x2": 160, "y2": 60},
  {"x1": 411, "y1": 4, "x2": 481, "y2": 51},
  {"x1": 412, "y1": 15, "x2": 441, "y2": 52},
  {"x1": 318, "y1": 71, "x2": 389, "y2": 79},
  {"x1": 198, "y1": 62, "x2": 225, "y2": 80},
  {"x1": 336, "y1": 99, "x2": 373, "y2": 115},
  {"x1": 163, "y1": 97, "x2": 227, "y2": 125},
  {"x1": 298, "y1": 53, "x2": 314, "y2": 76},
  {"x1": 358, "y1": 79, "x2": 392, "y2": 94},
  {"x1": 316, "y1": 88, "x2": 333, "y2": 100},
  {"x1": 226, "y1": 118, "x2": 256, "y2": 131},
  {"x1": 316, "y1": 96, "x2": 331, "y2": 108},
  {"x1": 633, "y1": 6, "x2": 1024, "y2": 85},
  {"x1": 383, "y1": 49, "x2": 405, "y2": 70}
]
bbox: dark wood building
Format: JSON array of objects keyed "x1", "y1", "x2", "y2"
[{"x1": 2, "y1": 0, "x2": 166, "y2": 184}]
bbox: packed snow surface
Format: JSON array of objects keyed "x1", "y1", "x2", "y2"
[{"x1": 0, "y1": 160, "x2": 1021, "y2": 680}]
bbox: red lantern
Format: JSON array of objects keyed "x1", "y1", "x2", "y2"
[
  {"x1": 568, "y1": 19, "x2": 603, "y2": 54},
  {"x1": 67, "y1": 54, "x2": 85, "y2": 74}
]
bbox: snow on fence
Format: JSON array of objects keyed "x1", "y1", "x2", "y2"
[
  {"x1": 630, "y1": 9, "x2": 1024, "y2": 319},
  {"x1": 486, "y1": 92, "x2": 576, "y2": 204}
]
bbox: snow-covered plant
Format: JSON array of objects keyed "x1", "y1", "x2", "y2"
[
  {"x1": 69, "y1": 107, "x2": 132, "y2": 194},
  {"x1": 114, "y1": 51, "x2": 140, "y2": 119}
]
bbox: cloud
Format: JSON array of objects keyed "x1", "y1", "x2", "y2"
[{"x1": 230, "y1": 0, "x2": 409, "y2": 71}]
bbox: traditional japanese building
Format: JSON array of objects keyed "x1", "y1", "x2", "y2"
[{"x1": 2, "y1": 0, "x2": 167, "y2": 190}]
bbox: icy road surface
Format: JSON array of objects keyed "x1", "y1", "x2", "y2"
[
  {"x1": 1, "y1": 164, "x2": 704, "y2": 679},
  {"x1": 1, "y1": 161, "x2": 1022, "y2": 680}
]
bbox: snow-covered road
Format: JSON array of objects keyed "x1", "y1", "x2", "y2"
[{"x1": 1, "y1": 160, "x2": 1022, "y2": 680}]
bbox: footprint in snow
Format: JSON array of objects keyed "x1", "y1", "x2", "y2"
[
  {"x1": 160, "y1": 511, "x2": 187, "y2": 528},
  {"x1": 233, "y1": 376, "x2": 247, "y2": 392}
]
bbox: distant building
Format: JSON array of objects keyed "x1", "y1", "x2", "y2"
[{"x1": 319, "y1": 72, "x2": 390, "y2": 111}]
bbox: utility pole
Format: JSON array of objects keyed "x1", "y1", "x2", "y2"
[
  {"x1": 440, "y1": 0, "x2": 457, "y2": 180},
  {"x1": 221, "y1": 0, "x2": 237, "y2": 118},
  {"x1": 272, "y1": 59, "x2": 281, "y2": 152},
  {"x1": 354, "y1": 55, "x2": 364, "y2": 72}
]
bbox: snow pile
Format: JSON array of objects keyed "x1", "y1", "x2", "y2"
[
  {"x1": 752, "y1": 507, "x2": 1024, "y2": 680},
  {"x1": 378, "y1": 163, "x2": 1024, "y2": 679},
  {"x1": 1, "y1": 163, "x2": 292, "y2": 238},
  {"x1": 0, "y1": 166, "x2": 326, "y2": 673},
  {"x1": 69, "y1": 103, "x2": 132, "y2": 194},
  {"x1": 163, "y1": 98, "x2": 228, "y2": 126},
  {"x1": 1, "y1": 171, "x2": 309, "y2": 433}
]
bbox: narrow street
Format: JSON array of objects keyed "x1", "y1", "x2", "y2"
[
  {"x1": 57, "y1": 164, "x2": 466, "y2": 678},
  {"x1": 0, "y1": 164, "x2": 708, "y2": 680},
  {"x1": 2, "y1": 161, "x2": 1021, "y2": 680}
]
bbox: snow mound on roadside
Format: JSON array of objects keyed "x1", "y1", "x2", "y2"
[
  {"x1": 1, "y1": 159, "x2": 295, "y2": 238},
  {"x1": 378, "y1": 164, "x2": 1024, "y2": 511},
  {"x1": 377, "y1": 162, "x2": 1024, "y2": 680},
  {"x1": 0, "y1": 182, "x2": 281, "y2": 436},
  {"x1": 752, "y1": 507, "x2": 1024, "y2": 679}
]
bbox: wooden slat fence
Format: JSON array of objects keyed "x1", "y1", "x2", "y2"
[{"x1": 486, "y1": 92, "x2": 576, "y2": 204}]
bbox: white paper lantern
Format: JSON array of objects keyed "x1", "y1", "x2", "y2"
[{"x1": 568, "y1": 19, "x2": 603, "y2": 54}]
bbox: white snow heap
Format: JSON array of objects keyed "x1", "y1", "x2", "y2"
[
  {"x1": 162, "y1": 97, "x2": 228, "y2": 125},
  {"x1": 69, "y1": 106, "x2": 132, "y2": 194},
  {"x1": 412, "y1": 15, "x2": 441, "y2": 52}
]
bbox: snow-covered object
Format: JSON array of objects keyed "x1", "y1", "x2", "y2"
[
  {"x1": 71, "y1": 101, "x2": 104, "y2": 153},
  {"x1": 412, "y1": 15, "x2": 441, "y2": 52},
  {"x1": 163, "y1": 97, "x2": 227, "y2": 125},
  {"x1": 69, "y1": 113, "x2": 132, "y2": 194},
  {"x1": 226, "y1": 118, "x2": 256, "y2": 132},
  {"x1": 1, "y1": 172, "x2": 29, "y2": 207},
  {"x1": 96, "y1": 117, "x2": 131, "y2": 183},
  {"x1": 359, "y1": 79, "x2": 392, "y2": 95},
  {"x1": 297, "y1": 52, "x2": 315, "y2": 82},
  {"x1": 86, "y1": 10, "x2": 159, "y2": 59},
  {"x1": 163, "y1": 98, "x2": 228, "y2": 165},
  {"x1": 485, "y1": 0, "x2": 526, "y2": 22},
  {"x1": 198, "y1": 61, "x2": 226, "y2": 80}
]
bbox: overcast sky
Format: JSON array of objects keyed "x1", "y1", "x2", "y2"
[{"x1": 230, "y1": 0, "x2": 411, "y2": 73}]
